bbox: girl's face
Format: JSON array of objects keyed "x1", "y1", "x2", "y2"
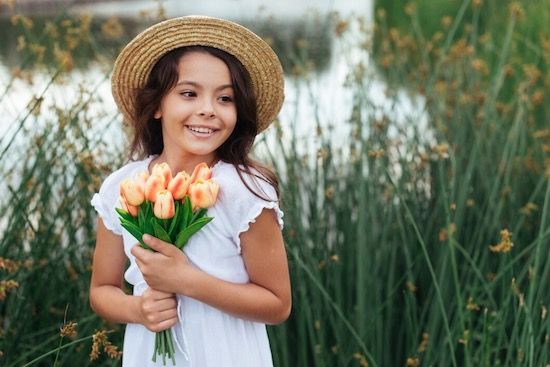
[{"x1": 154, "y1": 51, "x2": 237, "y2": 163}]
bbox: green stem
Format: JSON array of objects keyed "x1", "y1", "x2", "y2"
[
  {"x1": 161, "y1": 330, "x2": 166, "y2": 366},
  {"x1": 386, "y1": 168, "x2": 458, "y2": 367},
  {"x1": 22, "y1": 334, "x2": 96, "y2": 367},
  {"x1": 288, "y1": 246, "x2": 378, "y2": 367}
]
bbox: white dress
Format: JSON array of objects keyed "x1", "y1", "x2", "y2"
[{"x1": 91, "y1": 156, "x2": 284, "y2": 367}]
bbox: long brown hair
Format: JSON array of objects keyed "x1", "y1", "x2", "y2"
[{"x1": 130, "y1": 46, "x2": 279, "y2": 200}]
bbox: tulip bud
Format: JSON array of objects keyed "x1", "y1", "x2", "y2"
[
  {"x1": 153, "y1": 190, "x2": 175, "y2": 219},
  {"x1": 145, "y1": 174, "x2": 165, "y2": 202},
  {"x1": 188, "y1": 178, "x2": 219, "y2": 209},
  {"x1": 119, "y1": 195, "x2": 139, "y2": 217},
  {"x1": 190, "y1": 162, "x2": 212, "y2": 184},
  {"x1": 168, "y1": 171, "x2": 191, "y2": 200},
  {"x1": 152, "y1": 162, "x2": 172, "y2": 188},
  {"x1": 207, "y1": 178, "x2": 220, "y2": 199},
  {"x1": 120, "y1": 179, "x2": 145, "y2": 206},
  {"x1": 136, "y1": 171, "x2": 150, "y2": 192}
]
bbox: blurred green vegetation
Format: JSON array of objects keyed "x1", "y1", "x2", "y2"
[
  {"x1": 0, "y1": 12, "x2": 332, "y2": 76},
  {"x1": 373, "y1": 0, "x2": 549, "y2": 128}
]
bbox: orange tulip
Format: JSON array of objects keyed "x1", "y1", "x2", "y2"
[
  {"x1": 145, "y1": 174, "x2": 165, "y2": 202},
  {"x1": 190, "y1": 162, "x2": 212, "y2": 184},
  {"x1": 153, "y1": 190, "x2": 175, "y2": 219},
  {"x1": 120, "y1": 179, "x2": 145, "y2": 206},
  {"x1": 168, "y1": 171, "x2": 191, "y2": 200},
  {"x1": 119, "y1": 195, "x2": 139, "y2": 217},
  {"x1": 207, "y1": 179, "x2": 220, "y2": 199},
  {"x1": 136, "y1": 170, "x2": 150, "y2": 192},
  {"x1": 152, "y1": 162, "x2": 172, "y2": 188},
  {"x1": 188, "y1": 178, "x2": 219, "y2": 209}
]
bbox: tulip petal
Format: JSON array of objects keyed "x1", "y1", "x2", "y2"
[
  {"x1": 152, "y1": 162, "x2": 172, "y2": 188},
  {"x1": 119, "y1": 195, "x2": 139, "y2": 216},
  {"x1": 120, "y1": 179, "x2": 145, "y2": 206},
  {"x1": 145, "y1": 175, "x2": 165, "y2": 202},
  {"x1": 190, "y1": 162, "x2": 212, "y2": 183},
  {"x1": 153, "y1": 190, "x2": 175, "y2": 219},
  {"x1": 168, "y1": 171, "x2": 191, "y2": 200}
]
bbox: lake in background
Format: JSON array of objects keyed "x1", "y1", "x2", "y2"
[{"x1": 0, "y1": 0, "x2": 425, "y2": 162}]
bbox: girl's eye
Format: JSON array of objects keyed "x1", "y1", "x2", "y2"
[
  {"x1": 179, "y1": 91, "x2": 196, "y2": 97},
  {"x1": 219, "y1": 95, "x2": 234, "y2": 103}
]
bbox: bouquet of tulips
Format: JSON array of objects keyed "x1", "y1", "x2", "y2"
[{"x1": 116, "y1": 161, "x2": 219, "y2": 365}]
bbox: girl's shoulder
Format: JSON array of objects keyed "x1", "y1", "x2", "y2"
[{"x1": 211, "y1": 161, "x2": 284, "y2": 245}]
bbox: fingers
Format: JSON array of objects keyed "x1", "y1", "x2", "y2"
[
  {"x1": 143, "y1": 287, "x2": 177, "y2": 302},
  {"x1": 148, "y1": 316, "x2": 178, "y2": 333},
  {"x1": 143, "y1": 309, "x2": 178, "y2": 332},
  {"x1": 130, "y1": 235, "x2": 176, "y2": 258},
  {"x1": 130, "y1": 243, "x2": 147, "y2": 259},
  {"x1": 142, "y1": 302, "x2": 177, "y2": 322},
  {"x1": 143, "y1": 234, "x2": 175, "y2": 255},
  {"x1": 140, "y1": 289, "x2": 178, "y2": 332},
  {"x1": 131, "y1": 237, "x2": 189, "y2": 293},
  {"x1": 131, "y1": 236, "x2": 178, "y2": 269}
]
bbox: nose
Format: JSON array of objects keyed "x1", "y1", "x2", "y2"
[{"x1": 197, "y1": 97, "x2": 215, "y2": 119}]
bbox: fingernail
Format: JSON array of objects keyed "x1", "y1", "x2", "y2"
[{"x1": 143, "y1": 234, "x2": 151, "y2": 242}]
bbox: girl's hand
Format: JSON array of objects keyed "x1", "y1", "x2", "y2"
[
  {"x1": 139, "y1": 287, "x2": 178, "y2": 332},
  {"x1": 131, "y1": 235, "x2": 196, "y2": 294}
]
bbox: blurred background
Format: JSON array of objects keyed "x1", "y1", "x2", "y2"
[{"x1": 0, "y1": 0, "x2": 549, "y2": 365}]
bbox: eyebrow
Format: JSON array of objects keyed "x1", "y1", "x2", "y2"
[{"x1": 175, "y1": 80, "x2": 233, "y2": 91}]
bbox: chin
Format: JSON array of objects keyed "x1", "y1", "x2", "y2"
[{"x1": 184, "y1": 146, "x2": 220, "y2": 157}]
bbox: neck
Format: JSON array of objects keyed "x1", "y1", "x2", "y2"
[{"x1": 150, "y1": 150, "x2": 218, "y2": 175}]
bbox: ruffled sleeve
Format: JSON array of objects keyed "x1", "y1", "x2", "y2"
[
  {"x1": 214, "y1": 164, "x2": 284, "y2": 253},
  {"x1": 91, "y1": 174, "x2": 123, "y2": 235}
]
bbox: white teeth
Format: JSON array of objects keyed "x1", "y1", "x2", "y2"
[{"x1": 187, "y1": 126, "x2": 215, "y2": 134}]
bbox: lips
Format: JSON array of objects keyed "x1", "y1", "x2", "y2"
[{"x1": 185, "y1": 125, "x2": 219, "y2": 135}]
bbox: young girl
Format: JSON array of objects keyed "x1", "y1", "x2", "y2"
[{"x1": 90, "y1": 16, "x2": 291, "y2": 366}]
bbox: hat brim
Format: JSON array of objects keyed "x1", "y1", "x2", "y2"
[{"x1": 111, "y1": 16, "x2": 284, "y2": 133}]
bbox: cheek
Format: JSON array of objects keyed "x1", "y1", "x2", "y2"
[
  {"x1": 155, "y1": 96, "x2": 172, "y2": 119},
  {"x1": 162, "y1": 102, "x2": 191, "y2": 122},
  {"x1": 224, "y1": 108, "x2": 238, "y2": 128}
]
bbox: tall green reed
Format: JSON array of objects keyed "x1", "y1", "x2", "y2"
[
  {"x1": 266, "y1": 2, "x2": 549, "y2": 366},
  {"x1": 0, "y1": 9, "x2": 130, "y2": 366}
]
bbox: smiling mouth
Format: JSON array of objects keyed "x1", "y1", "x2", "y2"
[{"x1": 186, "y1": 125, "x2": 218, "y2": 135}]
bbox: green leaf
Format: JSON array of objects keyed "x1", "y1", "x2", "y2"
[
  {"x1": 181, "y1": 196, "x2": 192, "y2": 228},
  {"x1": 191, "y1": 208, "x2": 208, "y2": 224},
  {"x1": 175, "y1": 216, "x2": 213, "y2": 249},
  {"x1": 149, "y1": 215, "x2": 159, "y2": 229},
  {"x1": 120, "y1": 220, "x2": 147, "y2": 248},
  {"x1": 115, "y1": 208, "x2": 137, "y2": 225},
  {"x1": 143, "y1": 201, "x2": 154, "y2": 236},
  {"x1": 168, "y1": 201, "x2": 182, "y2": 241},
  {"x1": 137, "y1": 202, "x2": 146, "y2": 228},
  {"x1": 152, "y1": 218, "x2": 172, "y2": 243}
]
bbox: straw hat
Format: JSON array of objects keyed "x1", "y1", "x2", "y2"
[{"x1": 111, "y1": 15, "x2": 284, "y2": 133}]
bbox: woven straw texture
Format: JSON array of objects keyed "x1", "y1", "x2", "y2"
[{"x1": 111, "y1": 16, "x2": 284, "y2": 133}]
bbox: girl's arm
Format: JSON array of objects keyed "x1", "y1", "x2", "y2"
[
  {"x1": 90, "y1": 218, "x2": 178, "y2": 332},
  {"x1": 132, "y1": 208, "x2": 292, "y2": 325}
]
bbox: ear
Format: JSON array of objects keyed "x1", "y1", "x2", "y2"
[{"x1": 154, "y1": 109, "x2": 162, "y2": 119}]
